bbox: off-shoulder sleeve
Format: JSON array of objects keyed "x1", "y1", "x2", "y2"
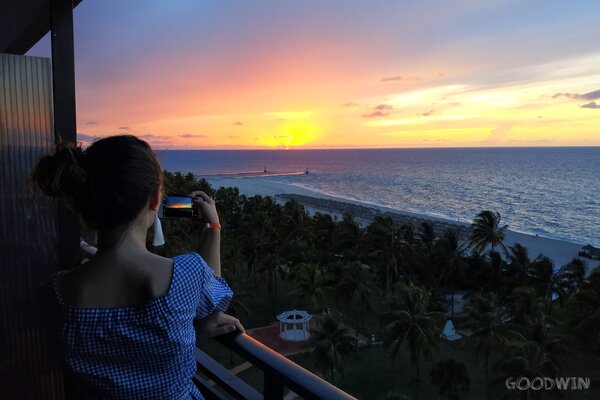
[{"x1": 191, "y1": 253, "x2": 233, "y2": 320}]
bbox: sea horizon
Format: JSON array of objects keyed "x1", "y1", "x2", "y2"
[{"x1": 156, "y1": 145, "x2": 600, "y2": 152}]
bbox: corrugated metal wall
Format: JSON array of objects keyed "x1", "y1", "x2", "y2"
[{"x1": 0, "y1": 53, "x2": 64, "y2": 399}]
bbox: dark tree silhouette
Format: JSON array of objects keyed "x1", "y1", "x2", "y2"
[
  {"x1": 430, "y1": 358, "x2": 470, "y2": 400},
  {"x1": 381, "y1": 284, "x2": 445, "y2": 384},
  {"x1": 469, "y1": 210, "x2": 508, "y2": 255},
  {"x1": 460, "y1": 293, "x2": 524, "y2": 400},
  {"x1": 309, "y1": 313, "x2": 356, "y2": 384}
]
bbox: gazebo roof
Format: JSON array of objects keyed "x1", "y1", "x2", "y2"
[{"x1": 277, "y1": 310, "x2": 312, "y2": 324}]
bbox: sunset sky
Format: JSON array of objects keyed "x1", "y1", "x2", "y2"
[{"x1": 27, "y1": 0, "x2": 600, "y2": 149}]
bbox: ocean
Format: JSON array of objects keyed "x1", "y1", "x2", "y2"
[{"x1": 157, "y1": 147, "x2": 600, "y2": 247}]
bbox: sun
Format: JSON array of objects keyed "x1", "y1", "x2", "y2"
[{"x1": 261, "y1": 121, "x2": 319, "y2": 149}]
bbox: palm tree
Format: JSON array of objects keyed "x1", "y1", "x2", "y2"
[
  {"x1": 239, "y1": 195, "x2": 281, "y2": 287},
  {"x1": 505, "y1": 243, "x2": 546, "y2": 289},
  {"x1": 507, "y1": 286, "x2": 545, "y2": 326},
  {"x1": 436, "y1": 229, "x2": 467, "y2": 319},
  {"x1": 570, "y1": 266, "x2": 600, "y2": 350},
  {"x1": 214, "y1": 186, "x2": 243, "y2": 233},
  {"x1": 288, "y1": 263, "x2": 328, "y2": 312},
  {"x1": 524, "y1": 255, "x2": 554, "y2": 308},
  {"x1": 280, "y1": 199, "x2": 314, "y2": 263},
  {"x1": 331, "y1": 261, "x2": 374, "y2": 331},
  {"x1": 364, "y1": 215, "x2": 403, "y2": 295},
  {"x1": 474, "y1": 250, "x2": 507, "y2": 295},
  {"x1": 163, "y1": 171, "x2": 213, "y2": 197},
  {"x1": 430, "y1": 358, "x2": 470, "y2": 400},
  {"x1": 526, "y1": 257, "x2": 585, "y2": 313},
  {"x1": 221, "y1": 240, "x2": 246, "y2": 278},
  {"x1": 549, "y1": 258, "x2": 586, "y2": 307},
  {"x1": 469, "y1": 210, "x2": 508, "y2": 255},
  {"x1": 312, "y1": 212, "x2": 337, "y2": 266},
  {"x1": 334, "y1": 213, "x2": 362, "y2": 260},
  {"x1": 309, "y1": 313, "x2": 356, "y2": 384},
  {"x1": 493, "y1": 340, "x2": 559, "y2": 400},
  {"x1": 460, "y1": 292, "x2": 524, "y2": 400},
  {"x1": 418, "y1": 221, "x2": 436, "y2": 249},
  {"x1": 400, "y1": 223, "x2": 417, "y2": 245},
  {"x1": 522, "y1": 312, "x2": 561, "y2": 367},
  {"x1": 381, "y1": 284, "x2": 445, "y2": 383},
  {"x1": 256, "y1": 252, "x2": 286, "y2": 315}
]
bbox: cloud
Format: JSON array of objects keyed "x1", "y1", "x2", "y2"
[
  {"x1": 133, "y1": 134, "x2": 173, "y2": 148},
  {"x1": 583, "y1": 90, "x2": 600, "y2": 100},
  {"x1": 232, "y1": 121, "x2": 243, "y2": 126},
  {"x1": 362, "y1": 110, "x2": 389, "y2": 118},
  {"x1": 362, "y1": 104, "x2": 393, "y2": 118},
  {"x1": 139, "y1": 134, "x2": 169, "y2": 140},
  {"x1": 421, "y1": 109, "x2": 436, "y2": 117},
  {"x1": 343, "y1": 102, "x2": 359, "y2": 107},
  {"x1": 380, "y1": 75, "x2": 424, "y2": 83},
  {"x1": 552, "y1": 89, "x2": 600, "y2": 100},
  {"x1": 179, "y1": 134, "x2": 207, "y2": 138},
  {"x1": 581, "y1": 101, "x2": 600, "y2": 109},
  {"x1": 77, "y1": 133, "x2": 100, "y2": 142},
  {"x1": 118, "y1": 126, "x2": 130, "y2": 130},
  {"x1": 84, "y1": 121, "x2": 98, "y2": 125}
]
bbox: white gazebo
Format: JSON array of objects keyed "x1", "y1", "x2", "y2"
[{"x1": 277, "y1": 310, "x2": 312, "y2": 342}]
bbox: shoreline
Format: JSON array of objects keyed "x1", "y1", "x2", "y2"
[{"x1": 207, "y1": 177, "x2": 594, "y2": 269}]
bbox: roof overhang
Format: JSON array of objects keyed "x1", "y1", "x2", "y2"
[{"x1": 0, "y1": 0, "x2": 83, "y2": 55}]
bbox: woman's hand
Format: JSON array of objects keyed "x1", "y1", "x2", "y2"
[
  {"x1": 189, "y1": 191, "x2": 220, "y2": 224},
  {"x1": 196, "y1": 311, "x2": 244, "y2": 340}
]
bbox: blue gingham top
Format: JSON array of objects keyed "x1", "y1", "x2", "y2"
[{"x1": 53, "y1": 252, "x2": 233, "y2": 400}]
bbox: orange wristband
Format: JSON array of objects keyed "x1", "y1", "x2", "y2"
[{"x1": 207, "y1": 222, "x2": 221, "y2": 230}]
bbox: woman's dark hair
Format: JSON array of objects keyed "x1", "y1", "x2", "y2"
[{"x1": 32, "y1": 135, "x2": 163, "y2": 247}]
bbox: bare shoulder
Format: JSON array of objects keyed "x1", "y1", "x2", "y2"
[
  {"x1": 59, "y1": 252, "x2": 174, "y2": 307},
  {"x1": 135, "y1": 252, "x2": 174, "y2": 298}
]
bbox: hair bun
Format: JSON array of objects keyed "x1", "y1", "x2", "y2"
[
  {"x1": 32, "y1": 142, "x2": 89, "y2": 198},
  {"x1": 33, "y1": 135, "x2": 163, "y2": 240}
]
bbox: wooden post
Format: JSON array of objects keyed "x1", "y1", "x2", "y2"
[{"x1": 50, "y1": 0, "x2": 80, "y2": 269}]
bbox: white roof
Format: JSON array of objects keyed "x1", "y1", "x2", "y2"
[
  {"x1": 443, "y1": 319, "x2": 462, "y2": 341},
  {"x1": 277, "y1": 310, "x2": 312, "y2": 323}
]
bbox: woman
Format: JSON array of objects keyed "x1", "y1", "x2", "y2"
[{"x1": 33, "y1": 135, "x2": 243, "y2": 399}]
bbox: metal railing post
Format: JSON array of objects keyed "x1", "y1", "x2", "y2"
[{"x1": 264, "y1": 371, "x2": 285, "y2": 400}]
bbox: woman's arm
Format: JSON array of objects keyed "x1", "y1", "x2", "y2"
[
  {"x1": 199, "y1": 227, "x2": 221, "y2": 276},
  {"x1": 190, "y1": 191, "x2": 221, "y2": 275}
]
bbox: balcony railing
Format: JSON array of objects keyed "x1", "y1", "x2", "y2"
[
  {"x1": 79, "y1": 241, "x2": 356, "y2": 400},
  {"x1": 194, "y1": 332, "x2": 356, "y2": 400}
]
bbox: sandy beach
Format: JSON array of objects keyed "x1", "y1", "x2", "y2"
[{"x1": 207, "y1": 177, "x2": 595, "y2": 270}]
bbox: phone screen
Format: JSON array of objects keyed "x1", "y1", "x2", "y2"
[{"x1": 162, "y1": 196, "x2": 196, "y2": 218}]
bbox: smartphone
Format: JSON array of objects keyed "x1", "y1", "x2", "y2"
[{"x1": 161, "y1": 195, "x2": 199, "y2": 218}]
